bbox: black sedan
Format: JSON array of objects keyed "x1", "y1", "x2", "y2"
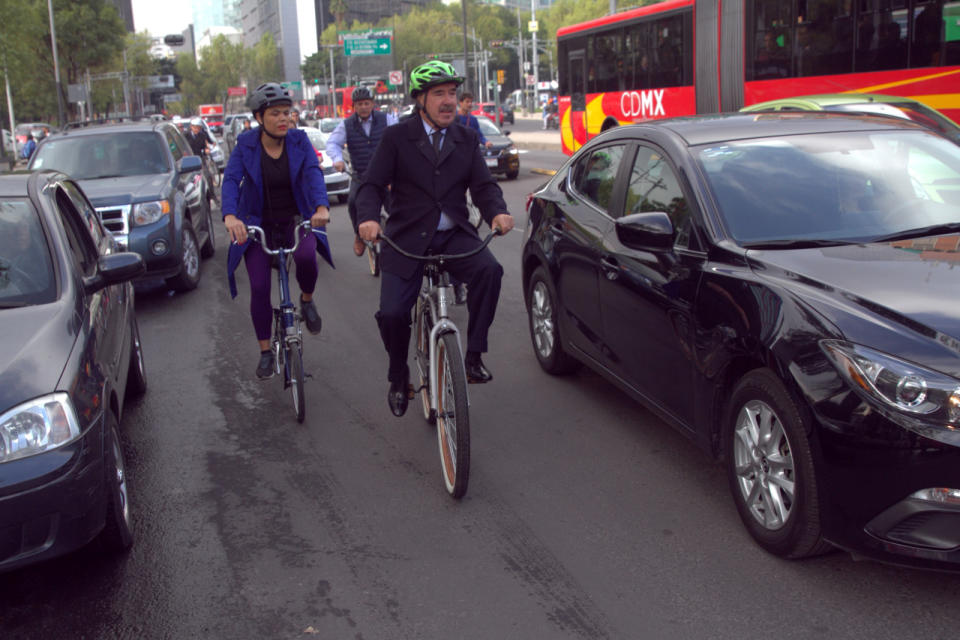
[
  {"x1": 476, "y1": 116, "x2": 519, "y2": 180},
  {"x1": 0, "y1": 171, "x2": 146, "y2": 572},
  {"x1": 522, "y1": 112, "x2": 960, "y2": 571}
]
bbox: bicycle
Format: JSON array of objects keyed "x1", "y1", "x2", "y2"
[
  {"x1": 247, "y1": 220, "x2": 319, "y2": 423},
  {"x1": 377, "y1": 230, "x2": 499, "y2": 499}
]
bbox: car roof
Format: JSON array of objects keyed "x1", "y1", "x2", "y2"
[
  {"x1": 50, "y1": 120, "x2": 171, "y2": 137},
  {"x1": 743, "y1": 93, "x2": 921, "y2": 111},
  {"x1": 0, "y1": 170, "x2": 62, "y2": 197},
  {"x1": 599, "y1": 111, "x2": 930, "y2": 147}
]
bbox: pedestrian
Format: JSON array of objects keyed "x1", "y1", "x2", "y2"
[
  {"x1": 221, "y1": 82, "x2": 333, "y2": 379},
  {"x1": 356, "y1": 60, "x2": 515, "y2": 416},
  {"x1": 455, "y1": 91, "x2": 493, "y2": 149},
  {"x1": 20, "y1": 133, "x2": 36, "y2": 161},
  {"x1": 325, "y1": 85, "x2": 393, "y2": 258},
  {"x1": 290, "y1": 107, "x2": 300, "y2": 128}
]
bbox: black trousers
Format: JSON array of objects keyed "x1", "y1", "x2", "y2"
[{"x1": 376, "y1": 227, "x2": 503, "y2": 383}]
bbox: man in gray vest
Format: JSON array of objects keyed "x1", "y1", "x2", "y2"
[{"x1": 326, "y1": 86, "x2": 392, "y2": 257}]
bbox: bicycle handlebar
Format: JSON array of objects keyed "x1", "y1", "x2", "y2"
[
  {"x1": 377, "y1": 229, "x2": 499, "y2": 263},
  {"x1": 246, "y1": 220, "x2": 314, "y2": 255}
]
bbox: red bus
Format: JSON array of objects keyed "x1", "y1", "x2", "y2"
[{"x1": 557, "y1": 0, "x2": 960, "y2": 154}]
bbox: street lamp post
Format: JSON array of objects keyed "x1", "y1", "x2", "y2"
[
  {"x1": 531, "y1": 0, "x2": 539, "y2": 113},
  {"x1": 47, "y1": 0, "x2": 65, "y2": 126}
]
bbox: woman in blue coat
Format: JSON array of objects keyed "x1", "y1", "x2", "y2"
[{"x1": 222, "y1": 82, "x2": 334, "y2": 379}]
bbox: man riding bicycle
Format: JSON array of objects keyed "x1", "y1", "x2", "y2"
[
  {"x1": 356, "y1": 60, "x2": 514, "y2": 417},
  {"x1": 185, "y1": 117, "x2": 220, "y2": 200},
  {"x1": 325, "y1": 86, "x2": 392, "y2": 258}
]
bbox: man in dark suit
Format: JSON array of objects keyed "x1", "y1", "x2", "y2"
[{"x1": 356, "y1": 60, "x2": 515, "y2": 417}]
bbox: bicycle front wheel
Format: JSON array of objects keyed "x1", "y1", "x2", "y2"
[
  {"x1": 435, "y1": 332, "x2": 470, "y2": 499},
  {"x1": 287, "y1": 342, "x2": 305, "y2": 423}
]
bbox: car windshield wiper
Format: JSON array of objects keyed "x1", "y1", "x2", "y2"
[
  {"x1": 82, "y1": 173, "x2": 125, "y2": 180},
  {"x1": 871, "y1": 222, "x2": 960, "y2": 243},
  {"x1": 741, "y1": 238, "x2": 853, "y2": 250}
]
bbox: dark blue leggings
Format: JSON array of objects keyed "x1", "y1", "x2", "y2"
[{"x1": 243, "y1": 225, "x2": 318, "y2": 341}]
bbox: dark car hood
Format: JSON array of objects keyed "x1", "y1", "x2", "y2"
[
  {"x1": 0, "y1": 302, "x2": 76, "y2": 414},
  {"x1": 78, "y1": 174, "x2": 169, "y2": 207},
  {"x1": 750, "y1": 235, "x2": 960, "y2": 350},
  {"x1": 485, "y1": 133, "x2": 513, "y2": 151}
]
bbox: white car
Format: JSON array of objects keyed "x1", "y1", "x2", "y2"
[{"x1": 301, "y1": 126, "x2": 350, "y2": 204}]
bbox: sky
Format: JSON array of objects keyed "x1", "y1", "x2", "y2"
[{"x1": 131, "y1": 0, "x2": 194, "y2": 38}]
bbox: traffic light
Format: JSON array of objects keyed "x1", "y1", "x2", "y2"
[
  {"x1": 489, "y1": 40, "x2": 504, "y2": 48},
  {"x1": 497, "y1": 69, "x2": 505, "y2": 84}
]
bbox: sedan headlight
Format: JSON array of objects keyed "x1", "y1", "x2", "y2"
[
  {"x1": 132, "y1": 200, "x2": 170, "y2": 226},
  {"x1": 821, "y1": 340, "x2": 960, "y2": 445},
  {"x1": 0, "y1": 393, "x2": 82, "y2": 463},
  {"x1": 507, "y1": 146, "x2": 519, "y2": 155}
]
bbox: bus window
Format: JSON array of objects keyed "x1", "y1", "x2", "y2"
[
  {"x1": 912, "y1": 0, "x2": 946, "y2": 67},
  {"x1": 592, "y1": 31, "x2": 622, "y2": 93},
  {"x1": 651, "y1": 15, "x2": 685, "y2": 87}
]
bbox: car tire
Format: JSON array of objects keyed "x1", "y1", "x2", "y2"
[
  {"x1": 526, "y1": 266, "x2": 579, "y2": 375},
  {"x1": 97, "y1": 413, "x2": 133, "y2": 553},
  {"x1": 126, "y1": 315, "x2": 147, "y2": 397},
  {"x1": 506, "y1": 168, "x2": 519, "y2": 180},
  {"x1": 200, "y1": 200, "x2": 216, "y2": 259},
  {"x1": 165, "y1": 223, "x2": 201, "y2": 292},
  {"x1": 724, "y1": 368, "x2": 832, "y2": 559}
]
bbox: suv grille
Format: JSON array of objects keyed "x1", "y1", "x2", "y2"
[{"x1": 96, "y1": 204, "x2": 131, "y2": 236}]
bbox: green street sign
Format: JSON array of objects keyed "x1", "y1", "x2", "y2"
[{"x1": 343, "y1": 37, "x2": 391, "y2": 56}]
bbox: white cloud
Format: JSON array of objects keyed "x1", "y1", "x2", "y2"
[{"x1": 131, "y1": 0, "x2": 194, "y2": 38}]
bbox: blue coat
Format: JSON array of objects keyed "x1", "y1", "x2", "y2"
[{"x1": 221, "y1": 127, "x2": 334, "y2": 298}]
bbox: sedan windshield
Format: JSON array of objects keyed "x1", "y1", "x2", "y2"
[
  {"x1": 0, "y1": 199, "x2": 56, "y2": 306},
  {"x1": 697, "y1": 130, "x2": 960, "y2": 246},
  {"x1": 476, "y1": 117, "x2": 502, "y2": 137},
  {"x1": 30, "y1": 132, "x2": 170, "y2": 180}
]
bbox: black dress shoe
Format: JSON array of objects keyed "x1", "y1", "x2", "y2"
[
  {"x1": 465, "y1": 357, "x2": 492, "y2": 384},
  {"x1": 388, "y1": 370, "x2": 410, "y2": 417},
  {"x1": 301, "y1": 297, "x2": 322, "y2": 335}
]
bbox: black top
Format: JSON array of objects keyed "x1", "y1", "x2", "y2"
[
  {"x1": 260, "y1": 142, "x2": 298, "y2": 229},
  {"x1": 184, "y1": 128, "x2": 215, "y2": 156}
]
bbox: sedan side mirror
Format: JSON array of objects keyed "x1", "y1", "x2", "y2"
[
  {"x1": 177, "y1": 155, "x2": 203, "y2": 174},
  {"x1": 615, "y1": 211, "x2": 674, "y2": 251},
  {"x1": 84, "y1": 252, "x2": 145, "y2": 293}
]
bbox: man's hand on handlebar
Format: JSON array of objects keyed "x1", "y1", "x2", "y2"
[
  {"x1": 224, "y1": 214, "x2": 247, "y2": 245},
  {"x1": 358, "y1": 220, "x2": 381, "y2": 244},
  {"x1": 491, "y1": 213, "x2": 514, "y2": 235}
]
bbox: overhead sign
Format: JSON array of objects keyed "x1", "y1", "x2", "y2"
[
  {"x1": 344, "y1": 38, "x2": 391, "y2": 56},
  {"x1": 227, "y1": 86, "x2": 246, "y2": 96}
]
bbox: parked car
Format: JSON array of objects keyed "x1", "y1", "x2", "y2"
[
  {"x1": 14, "y1": 122, "x2": 54, "y2": 155},
  {"x1": 741, "y1": 93, "x2": 960, "y2": 145},
  {"x1": 473, "y1": 102, "x2": 507, "y2": 127},
  {"x1": 318, "y1": 117, "x2": 343, "y2": 134},
  {"x1": 522, "y1": 112, "x2": 960, "y2": 571},
  {"x1": 476, "y1": 116, "x2": 519, "y2": 179},
  {"x1": 223, "y1": 113, "x2": 256, "y2": 156},
  {"x1": 301, "y1": 126, "x2": 350, "y2": 204},
  {"x1": 0, "y1": 170, "x2": 146, "y2": 572},
  {"x1": 29, "y1": 119, "x2": 216, "y2": 292}
]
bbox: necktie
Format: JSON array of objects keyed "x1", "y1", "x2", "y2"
[{"x1": 432, "y1": 129, "x2": 443, "y2": 156}]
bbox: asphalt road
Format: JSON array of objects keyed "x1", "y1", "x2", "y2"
[{"x1": 2, "y1": 139, "x2": 960, "y2": 640}]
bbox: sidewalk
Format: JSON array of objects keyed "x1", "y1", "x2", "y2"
[{"x1": 506, "y1": 112, "x2": 561, "y2": 153}]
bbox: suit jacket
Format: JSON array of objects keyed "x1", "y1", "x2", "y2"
[
  {"x1": 221, "y1": 127, "x2": 333, "y2": 298},
  {"x1": 355, "y1": 112, "x2": 509, "y2": 279}
]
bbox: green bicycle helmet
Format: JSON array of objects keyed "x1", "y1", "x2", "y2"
[{"x1": 409, "y1": 60, "x2": 464, "y2": 97}]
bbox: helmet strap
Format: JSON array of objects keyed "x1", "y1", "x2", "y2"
[{"x1": 417, "y1": 94, "x2": 445, "y2": 132}]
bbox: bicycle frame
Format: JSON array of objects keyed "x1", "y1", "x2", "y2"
[
  {"x1": 247, "y1": 221, "x2": 313, "y2": 381},
  {"x1": 420, "y1": 265, "x2": 467, "y2": 415}
]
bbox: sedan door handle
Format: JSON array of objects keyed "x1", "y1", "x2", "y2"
[{"x1": 600, "y1": 257, "x2": 619, "y2": 280}]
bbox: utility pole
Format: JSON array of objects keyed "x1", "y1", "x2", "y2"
[
  {"x1": 47, "y1": 0, "x2": 65, "y2": 126},
  {"x1": 516, "y1": 4, "x2": 525, "y2": 114},
  {"x1": 531, "y1": 0, "x2": 539, "y2": 113},
  {"x1": 461, "y1": 0, "x2": 472, "y2": 93}
]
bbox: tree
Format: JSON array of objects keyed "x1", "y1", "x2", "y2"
[
  {"x1": 330, "y1": 0, "x2": 348, "y2": 35},
  {"x1": 244, "y1": 32, "x2": 282, "y2": 94}
]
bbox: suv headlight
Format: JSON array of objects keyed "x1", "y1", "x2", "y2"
[
  {"x1": 0, "y1": 393, "x2": 82, "y2": 463},
  {"x1": 132, "y1": 200, "x2": 170, "y2": 226},
  {"x1": 821, "y1": 340, "x2": 960, "y2": 445}
]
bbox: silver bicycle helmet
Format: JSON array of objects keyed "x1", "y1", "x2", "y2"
[
  {"x1": 352, "y1": 86, "x2": 374, "y2": 102},
  {"x1": 249, "y1": 82, "x2": 293, "y2": 113}
]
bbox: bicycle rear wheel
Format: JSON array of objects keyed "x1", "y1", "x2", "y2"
[
  {"x1": 435, "y1": 332, "x2": 470, "y2": 499},
  {"x1": 415, "y1": 297, "x2": 434, "y2": 424},
  {"x1": 286, "y1": 342, "x2": 305, "y2": 423}
]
